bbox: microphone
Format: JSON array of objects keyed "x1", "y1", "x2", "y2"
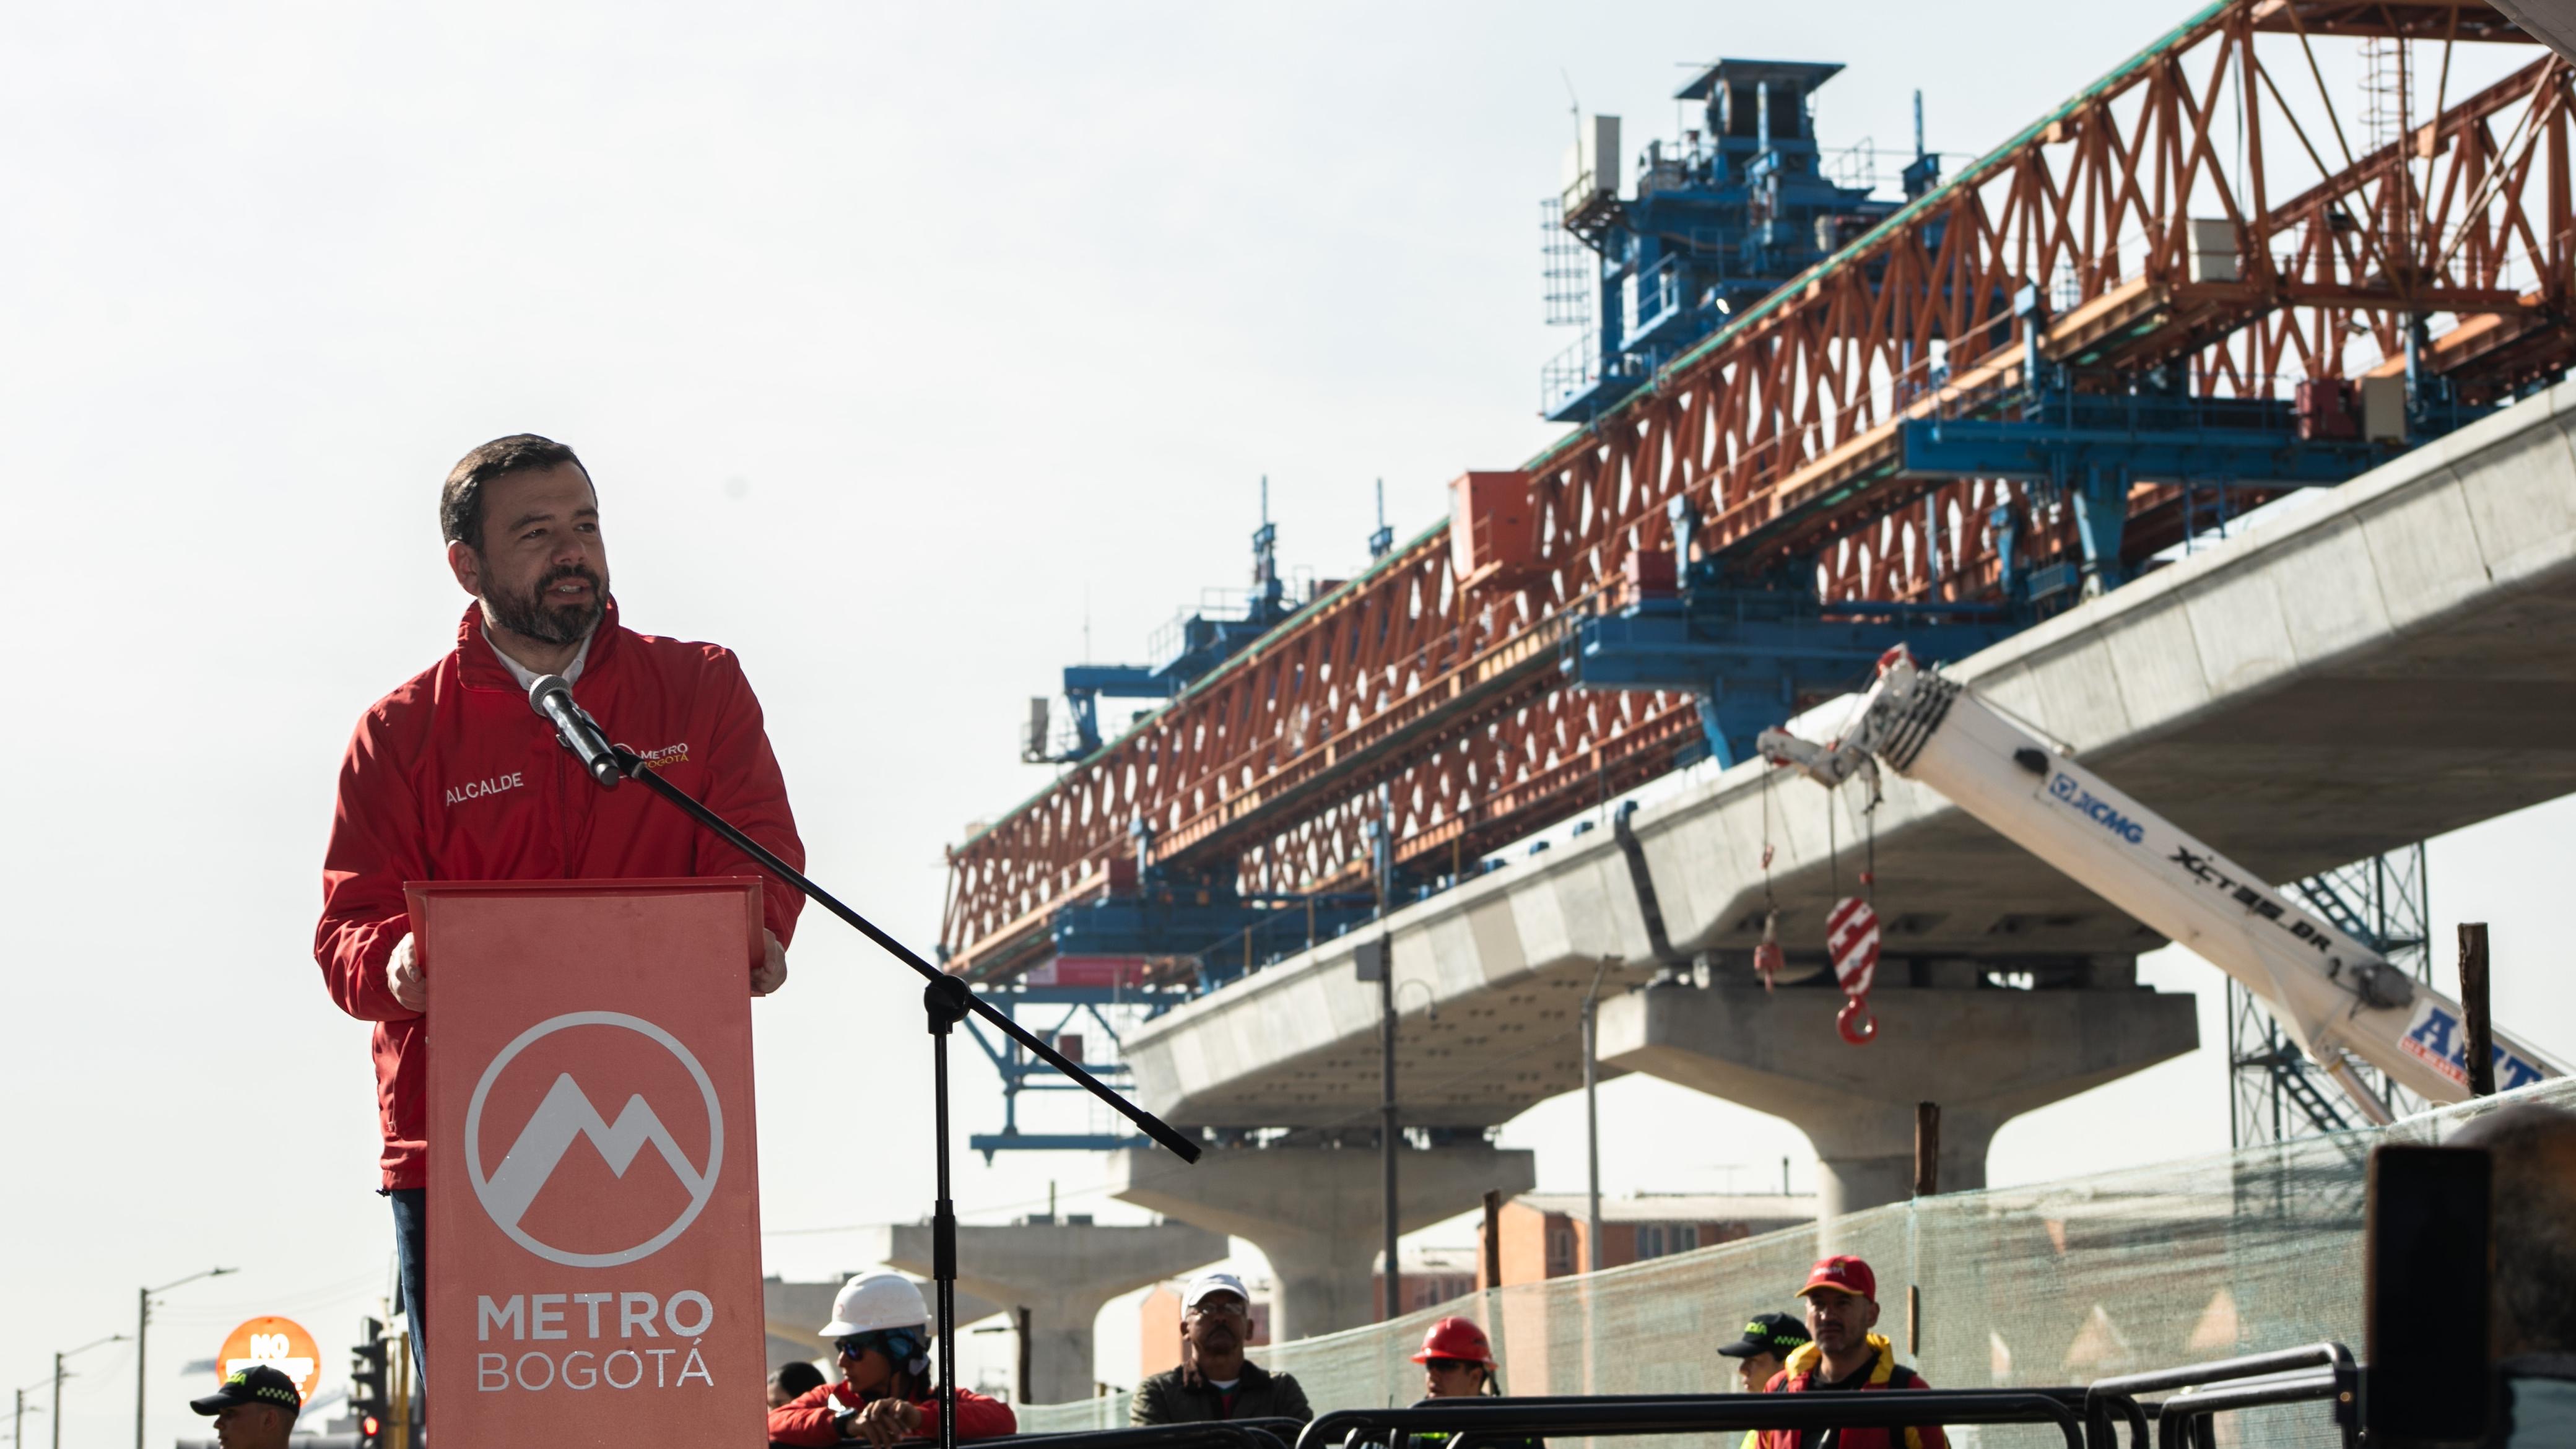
[{"x1": 529, "y1": 674, "x2": 624, "y2": 789}]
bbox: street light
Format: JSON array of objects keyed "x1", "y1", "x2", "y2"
[
  {"x1": 53, "y1": 1334, "x2": 127, "y2": 1449},
  {"x1": 137, "y1": 1267, "x2": 236, "y2": 1449}
]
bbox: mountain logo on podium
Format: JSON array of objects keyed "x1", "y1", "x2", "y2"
[{"x1": 465, "y1": 1011, "x2": 726, "y2": 1268}]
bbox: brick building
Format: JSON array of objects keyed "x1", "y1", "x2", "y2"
[
  {"x1": 1369, "y1": 1245, "x2": 1481, "y2": 1320},
  {"x1": 1481, "y1": 1193, "x2": 1815, "y2": 1285}
]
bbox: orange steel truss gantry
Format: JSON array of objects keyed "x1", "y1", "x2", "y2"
[{"x1": 944, "y1": 0, "x2": 2572, "y2": 981}]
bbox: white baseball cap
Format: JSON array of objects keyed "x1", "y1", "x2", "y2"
[
  {"x1": 820, "y1": 1272, "x2": 929, "y2": 1338},
  {"x1": 1182, "y1": 1271, "x2": 1250, "y2": 1310}
]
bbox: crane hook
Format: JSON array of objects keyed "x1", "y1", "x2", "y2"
[{"x1": 1837, "y1": 996, "x2": 1878, "y2": 1045}]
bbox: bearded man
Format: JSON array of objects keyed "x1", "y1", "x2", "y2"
[{"x1": 315, "y1": 433, "x2": 805, "y2": 1378}]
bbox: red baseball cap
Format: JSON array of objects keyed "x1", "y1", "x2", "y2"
[{"x1": 1797, "y1": 1255, "x2": 1877, "y2": 1301}]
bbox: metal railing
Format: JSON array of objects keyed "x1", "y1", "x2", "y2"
[
  {"x1": 1297, "y1": 1390, "x2": 2089, "y2": 1449},
  {"x1": 842, "y1": 1421, "x2": 1305, "y2": 1449}
]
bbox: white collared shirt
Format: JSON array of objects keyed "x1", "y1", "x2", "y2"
[{"x1": 483, "y1": 625, "x2": 596, "y2": 691}]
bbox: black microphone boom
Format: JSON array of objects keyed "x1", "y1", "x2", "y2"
[
  {"x1": 528, "y1": 674, "x2": 623, "y2": 788},
  {"x1": 572, "y1": 732, "x2": 1203, "y2": 1449}
]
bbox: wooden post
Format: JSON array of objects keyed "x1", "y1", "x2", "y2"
[
  {"x1": 1482, "y1": 1190, "x2": 1505, "y2": 1292},
  {"x1": 2460, "y1": 923, "x2": 2496, "y2": 1097},
  {"x1": 1913, "y1": 1102, "x2": 1941, "y2": 1197},
  {"x1": 1015, "y1": 1306, "x2": 1032, "y2": 1406}
]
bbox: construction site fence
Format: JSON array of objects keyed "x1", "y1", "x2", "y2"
[{"x1": 1019, "y1": 1075, "x2": 2576, "y2": 1447}]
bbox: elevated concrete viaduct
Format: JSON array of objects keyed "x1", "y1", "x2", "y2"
[{"x1": 1110, "y1": 378, "x2": 2576, "y2": 1334}]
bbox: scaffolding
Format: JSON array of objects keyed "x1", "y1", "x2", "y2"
[
  {"x1": 1538, "y1": 197, "x2": 1591, "y2": 330},
  {"x1": 2227, "y1": 843, "x2": 2432, "y2": 1148}
]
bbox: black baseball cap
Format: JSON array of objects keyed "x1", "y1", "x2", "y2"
[
  {"x1": 1718, "y1": 1312, "x2": 1811, "y2": 1359},
  {"x1": 189, "y1": 1365, "x2": 302, "y2": 1417}
]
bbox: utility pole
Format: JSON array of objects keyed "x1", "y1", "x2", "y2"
[
  {"x1": 137, "y1": 1266, "x2": 234, "y2": 1449},
  {"x1": 54, "y1": 1336, "x2": 126, "y2": 1449},
  {"x1": 1368, "y1": 790, "x2": 1400, "y2": 1322},
  {"x1": 1380, "y1": 928, "x2": 1400, "y2": 1320},
  {"x1": 1581, "y1": 959, "x2": 1612, "y2": 1272}
]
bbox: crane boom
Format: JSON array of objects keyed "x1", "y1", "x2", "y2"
[{"x1": 1757, "y1": 649, "x2": 2562, "y2": 1122}]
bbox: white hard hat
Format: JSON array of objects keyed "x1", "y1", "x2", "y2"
[
  {"x1": 1182, "y1": 1271, "x2": 1250, "y2": 1310},
  {"x1": 820, "y1": 1273, "x2": 929, "y2": 1338}
]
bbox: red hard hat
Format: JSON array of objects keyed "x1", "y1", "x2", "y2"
[{"x1": 1411, "y1": 1316, "x2": 1495, "y2": 1366}]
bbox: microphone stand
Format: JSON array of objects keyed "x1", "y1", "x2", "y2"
[{"x1": 593, "y1": 742, "x2": 1203, "y2": 1449}]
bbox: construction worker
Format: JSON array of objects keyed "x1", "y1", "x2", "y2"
[
  {"x1": 1338, "y1": 1317, "x2": 1535, "y2": 1449},
  {"x1": 1412, "y1": 1316, "x2": 1503, "y2": 1400},
  {"x1": 1756, "y1": 1256, "x2": 1947, "y2": 1449},
  {"x1": 186, "y1": 1364, "x2": 301, "y2": 1449},
  {"x1": 767, "y1": 1273, "x2": 1017, "y2": 1447},
  {"x1": 1718, "y1": 1312, "x2": 1810, "y2": 1394},
  {"x1": 1132, "y1": 1272, "x2": 1313, "y2": 1424}
]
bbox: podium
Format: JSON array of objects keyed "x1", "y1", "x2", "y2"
[{"x1": 407, "y1": 878, "x2": 768, "y2": 1447}]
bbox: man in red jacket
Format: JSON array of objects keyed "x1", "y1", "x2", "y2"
[
  {"x1": 1756, "y1": 1256, "x2": 1947, "y2": 1449},
  {"x1": 315, "y1": 433, "x2": 805, "y2": 1378}
]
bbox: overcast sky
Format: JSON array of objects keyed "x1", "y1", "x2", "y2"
[{"x1": 5, "y1": 1, "x2": 2569, "y2": 1439}]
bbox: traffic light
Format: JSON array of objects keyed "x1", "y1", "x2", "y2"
[{"x1": 350, "y1": 1316, "x2": 390, "y2": 1448}]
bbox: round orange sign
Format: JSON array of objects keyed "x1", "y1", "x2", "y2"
[{"x1": 215, "y1": 1316, "x2": 323, "y2": 1405}]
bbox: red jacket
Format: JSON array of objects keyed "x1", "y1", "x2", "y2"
[
  {"x1": 767, "y1": 1381, "x2": 1017, "y2": 1447},
  {"x1": 316, "y1": 600, "x2": 804, "y2": 1189},
  {"x1": 1756, "y1": 1335, "x2": 1948, "y2": 1449}
]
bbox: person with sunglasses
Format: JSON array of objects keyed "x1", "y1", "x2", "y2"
[
  {"x1": 1338, "y1": 1318, "x2": 1540, "y2": 1449},
  {"x1": 768, "y1": 1273, "x2": 1019, "y2": 1447},
  {"x1": 1132, "y1": 1273, "x2": 1312, "y2": 1425},
  {"x1": 1413, "y1": 1316, "x2": 1503, "y2": 1401}
]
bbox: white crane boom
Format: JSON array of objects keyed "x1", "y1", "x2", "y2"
[{"x1": 1757, "y1": 649, "x2": 2561, "y2": 1123}]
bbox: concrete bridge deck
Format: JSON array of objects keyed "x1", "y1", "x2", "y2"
[{"x1": 1107, "y1": 374, "x2": 2576, "y2": 1331}]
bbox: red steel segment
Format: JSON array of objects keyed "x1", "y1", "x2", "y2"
[{"x1": 945, "y1": 1, "x2": 2568, "y2": 978}]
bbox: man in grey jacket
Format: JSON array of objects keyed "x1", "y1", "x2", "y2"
[{"x1": 1133, "y1": 1273, "x2": 1313, "y2": 1425}]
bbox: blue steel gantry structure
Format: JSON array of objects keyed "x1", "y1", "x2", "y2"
[{"x1": 1544, "y1": 60, "x2": 1937, "y2": 423}]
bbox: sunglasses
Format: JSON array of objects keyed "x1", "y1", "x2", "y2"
[{"x1": 1424, "y1": 1358, "x2": 1482, "y2": 1374}]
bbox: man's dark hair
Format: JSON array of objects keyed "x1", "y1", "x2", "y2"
[
  {"x1": 440, "y1": 434, "x2": 589, "y2": 550},
  {"x1": 771, "y1": 1360, "x2": 826, "y2": 1398}
]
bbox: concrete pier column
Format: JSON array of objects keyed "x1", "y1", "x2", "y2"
[
  {"x1": 1109, "y1": 1141, "x2": 1536, "y2": 1341},
  {"x1": 864, "y1": 1221, "x2": 1230, "y2": 1404},
  {"x1": 1596, "y1": 977, "x2": 2195, "y2": 1225}
]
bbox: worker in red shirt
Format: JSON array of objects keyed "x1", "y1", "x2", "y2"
[
  {"x1": 315, "y1": 433, "x2": 805, "y2": 1378},
  {"x1": 768, "y1": 1274, "x2": 1017, "y2": 1447},
  {"x1": 1756, "y1": 1256, "x2": 1947, "y2": 1449}
]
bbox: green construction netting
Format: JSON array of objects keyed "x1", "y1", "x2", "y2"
[{"x1": 1020, "y1": 1076, "x2": 2576, "y2": 1445}]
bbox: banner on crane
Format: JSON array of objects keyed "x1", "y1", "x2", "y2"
[
  {"x1": 411, "y1": 878, "x2": 768, "y2": 1447},
  {"x1": 2400, "y1": 998, "x2": 2549, "y2": 1092}
]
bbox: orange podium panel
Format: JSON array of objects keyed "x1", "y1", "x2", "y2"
[{"x1": 408, "y1": 877, "x2": 766, "y2": 1447}]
